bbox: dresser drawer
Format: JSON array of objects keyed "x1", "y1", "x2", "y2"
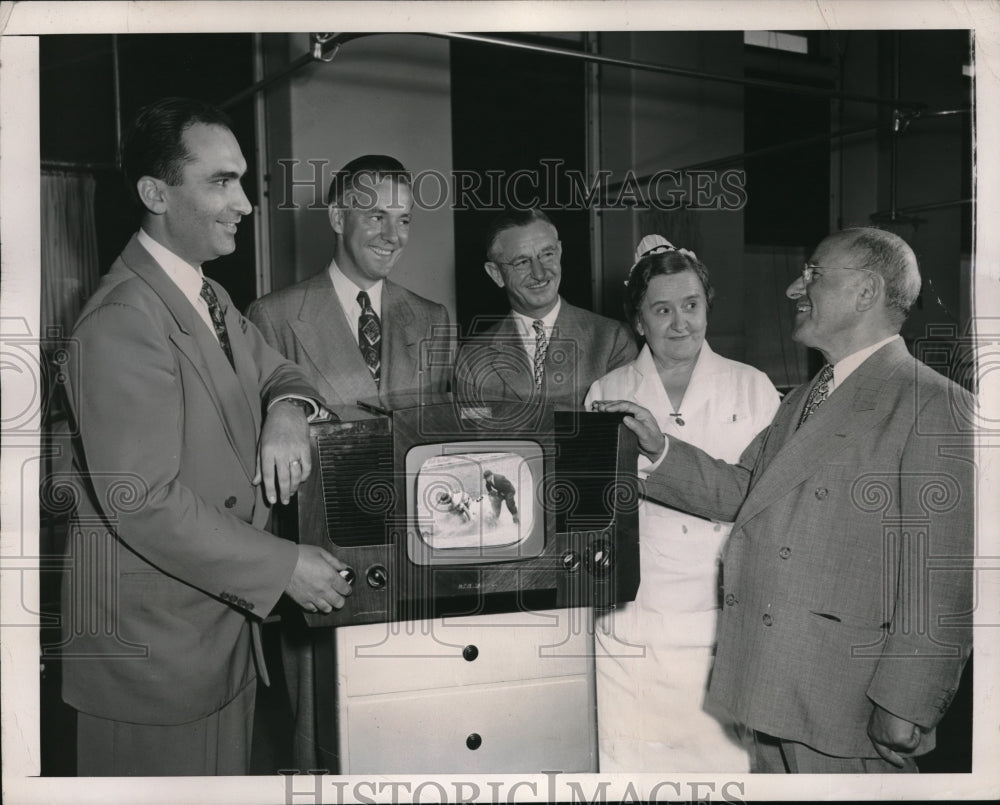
[
  {"x1": 336, "y1": 607, "x2": 594, "y2": 696},
  {"x1": 340, "y1": 675, "x2": 597, "y2": 773}
]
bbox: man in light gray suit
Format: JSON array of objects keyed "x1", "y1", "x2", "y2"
[
  {"x1": 596, "y1": 227, "x2": 974, "y2": 773},
  {"x1": 454, "y1": 208, "x2": 637, "y2": 408},
  {"x1": 247, "y1": 155, "x2": 452, "y2": 770},
  {"x1": 248, "y1": 154, "x2": 451, "y2": 409}
]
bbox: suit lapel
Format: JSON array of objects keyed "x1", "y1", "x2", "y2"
[
  {"x1": 545, "y1": 301, "x2": 589, "y2": 401},
  {"x1": 382, "y1": 281, "x2": 418, "y2": 397},
  {"x1": 121, "y1": 237, "x2": 258, "y2": 480},
  {"x1": 290, "y1": 273, "x2": 378, "y2": 404},
  {"x1": 488, "y1": 315, "x2": 533, "y2": 402},
  {"x1": 734, "y1": 341, "x2": 909, "y2": 529}
]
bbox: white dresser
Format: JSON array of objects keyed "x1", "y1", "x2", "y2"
[{"x1": 330, "y1": 607, "x2": 597, "y2": 773}]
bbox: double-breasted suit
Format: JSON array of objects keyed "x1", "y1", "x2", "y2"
[
  {"x1": 453, "y1": 299, "x2": 637, "y2": 407},
  {"x1": 247, "y1": 270, "x2": 452, "y2": 408},
  {"x1": 61, "y1": 234, "x2": 319, "y2": 728},
  {"x1": 644, "y1": 339, "x2": 974, "y2": 758}
]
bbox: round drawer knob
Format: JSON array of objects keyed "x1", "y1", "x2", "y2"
[
  {"x1": 462, "y1": 644, "x2": 479, "y2": 662},
  {"x1": 466, "y1": 733, "x2": 482, "y2": 750}
]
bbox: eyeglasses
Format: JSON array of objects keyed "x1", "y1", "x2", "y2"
[
  {"x1": 495, "y1": 246, "x2": 561, "y2": 273},
  {"x1": 801, "y1": 263, "x2": 879, "y2": 284}
]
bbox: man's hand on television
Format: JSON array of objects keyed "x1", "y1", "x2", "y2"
[
  {"x1": 285, "y1": 544, "x2": 353, "y2": 613},
  {"x1": 590, "y1": 400, "x2": 666, "y2": 461},
  {"x1": 255, "y1": 399, "x2": 313, "y2": 506}
]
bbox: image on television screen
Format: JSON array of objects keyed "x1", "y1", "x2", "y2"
[{"x1": 414, "y1": 451, "x2": 534, "y2": 552}]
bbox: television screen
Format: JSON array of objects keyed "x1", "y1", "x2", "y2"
[{"x1": 405, "y1": 440, "x2": 545, "y2": 565}]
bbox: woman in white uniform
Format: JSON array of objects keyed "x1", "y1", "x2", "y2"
[{"x1": 585, "y1": 236, "x2": 781, "y2": 772}]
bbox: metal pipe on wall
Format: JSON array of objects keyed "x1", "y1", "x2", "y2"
[{"x1": 220, "y1": 31, "x2": 930, "y2": 112}]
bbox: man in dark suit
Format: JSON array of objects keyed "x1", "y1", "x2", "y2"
[
  {"x1": 247, "y1": 154, "x2": 452, "y2": 769},
  {"x1": 454, "y1": 209, "x2": 637, "y2": 407},
  {"x1": 483, "y1": 469, "x2": 518, "y2": 524},
  {"x1": 247, "y1": 154, "x2": 451, "y2": 408},
  {"x1": 596, "y1": 227, "x2": 974, "y2": 773},
  {"x1": 61, "y1": 97, "x2": 353, "y2": 776}
]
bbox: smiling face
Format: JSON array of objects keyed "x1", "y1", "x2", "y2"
[
  {"x1": 484, "y1": 220, "x2": 562, "y2": 318},
  {"x1": 635, "y1": 270, "x2": 708, "y2": 368},
  {"x1": 786, "y1": 236, "x2": 871, "y2": 362},
  {"x1": 147, "y1": 123, "x2": 252, "y2": 266},
  {"x1": 330, "y1": 177, "x2": 412, "y2": 288}
]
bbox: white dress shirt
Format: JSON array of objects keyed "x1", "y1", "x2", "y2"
[
  {"x1": 328, "y1": 259, "x2": 384, "y2": 347},
  {"x1": 137, "y1": 228, "x2": 218, "y2": 343},
  {"x1": 510, "y1": 297, "x2": 562, "y2": 362}
]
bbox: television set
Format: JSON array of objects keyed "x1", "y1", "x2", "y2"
[{"x1": 296, "y1": 398, "x2": 640, "y2": 626}]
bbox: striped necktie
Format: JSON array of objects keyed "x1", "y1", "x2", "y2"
[
  {"x1": 798, "y1": 363, "x2": 834, "y2": 428},
  {"x1": 532, "y1": 319, "x2": 548, "y2": 388},
  {"x1": 357, "y1": 290, "x2": 382, "y2": 385},
  {"x1": 199, "y1": 279, "x2": 235, "y2": 370}
]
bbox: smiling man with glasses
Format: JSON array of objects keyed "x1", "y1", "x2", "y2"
[
  {"x1": 454, "y1": 208, "x2": 637, "y2": 406},
  {"x1": 596, "y1": 227, "x2": 974, "y2": 773}
]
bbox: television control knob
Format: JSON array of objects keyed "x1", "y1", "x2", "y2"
[
  {"x1": 562, "y1": 551, "x2": 581, "y2": 572},
  {"x1": 339, "y1": 567, "x2": 356, "y2": 585},
  {"x1": 466, "y1": 733, "x2": 482, "y2": 750},
  {"x1": 366, "y1": 565, "x2": 388, "y2": 589},
  {"x1": 462, "y1": 644, "x2": 479, "y2": 662},
  {"x1": 585, "y1": 540, "x2": 614, "y2": 576}
]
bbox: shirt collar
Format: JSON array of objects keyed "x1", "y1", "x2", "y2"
[
  {"x1": 511, "y1": 297, "x2": 561, "y2": 335},
  {"x1": 328, "y1": 258, "x2": 384, "y2": 318},
  {"x1": 137, "y1": 228, "x2": 205, "y2": 309},
  {"x1": 831, "y1": 334, "x2": 901, "y2": 390}
]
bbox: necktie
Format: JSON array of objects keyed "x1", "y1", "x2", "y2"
[
  {"x1": 532, "y1": 319, "x2": 548, "y2": 388},
  {"x1": 357, "y1": 290, "x2": 382, "y2": 385},
  {"x1": 199, "y1": 279, "x2": 235, "y2": 370},
  {"x1": 798, "y1": 363, "x2": 834, "y2": 428}
]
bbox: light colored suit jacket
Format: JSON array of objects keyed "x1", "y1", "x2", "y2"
[
  {"x1": 644, "y1": 339, "x2": 974, "y2": 758},
  {"x1": 453, "y1": 299, "x2": 638, "y2": 408},
  {"x1": 247, "y1": 271, "x2": 452, "y2": 408},
  {"x1": 61, "y1": 234, "x2": 318, "y2": 725}
]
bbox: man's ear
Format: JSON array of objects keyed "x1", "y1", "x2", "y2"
[
  {"x1": 856, "y1": 272, "x2": 883, "y2": 312},
  {"x1": 484, "y1": 262, "x2": 505, "y2": 289},
  {"x1": 328, "y1": 204, "x2": 346, "y2": 235},
  {"x1": 137, "y1": 176, "x2": 167, "y2": 215}
]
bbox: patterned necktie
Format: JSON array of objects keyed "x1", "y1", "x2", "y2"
[
  {"x1": 199, "y1": 279, "x2": 235, "y2": 370},
  {"x1": 357, "y1": 290, "x2": 382, "y2": 385},
  {"x1": 798, "y1": 363, "x2": 834, "y2": 428},
  {"x1": 532, "y1": 319, "x2": 548, "y2": 388}
]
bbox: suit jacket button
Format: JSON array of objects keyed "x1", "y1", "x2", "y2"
[
  {"x1": 762, "y1": 613, "x2": 773, "y2": 626},
  {"x1": 815, "y1": 488, "x2": 828, "y2": 500},
  {"x1": 225, "y1": 496, "x2": 238, "y2": 508},
  {"x1": 725, "y1": 593, "x2": 737, "y2": 606},
  {"x1": 778, "y1": 546, "x2": 791, "y2": 559}
]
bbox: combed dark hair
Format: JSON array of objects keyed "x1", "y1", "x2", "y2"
[
  {"x1": 624, "y1": 250, "x2": 715, "y2": 329},
  {"x1": 837, "y1": 227, "x2": 922, "y2": 322},
  {"x1": 326, "y1": 154, "x2": 411, "y2": 205},
  {"x1": 121, "y1": 97, "x2": 234, "y2": 208},
  {"x1": 484, "y1": 209, "x2": 556, "y2": 262}
]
